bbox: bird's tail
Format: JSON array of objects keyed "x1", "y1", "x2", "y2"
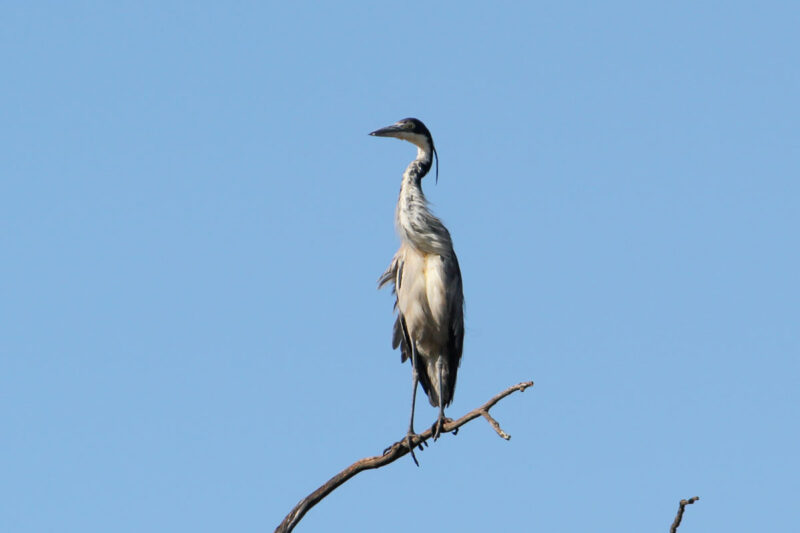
[{"x1": 418, "y1": 357, "x2": 454, "y2": 408}]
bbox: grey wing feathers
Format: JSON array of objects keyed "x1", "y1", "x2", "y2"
[
  {"x1": 392, "y1": 315, "x2": 412, "y2": 363},
  {"x1": 378, "y1": 253, "x2": 403, "y2": 292},
  {"x1": 443, "y1": 251, "x2": 464, "y2": 405},
  {"x1": 379, "y1": 255, "x2": 412, "y2": 362},
  {"x1": 377, "y1": 258, "x2": 397, "y2": 291}
]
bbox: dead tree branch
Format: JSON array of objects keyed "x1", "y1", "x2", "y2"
[
  {"x1": 274, "y1": 380, "x2": 534, "y2": 533},
  {"x1": 669, "y1": 496, "x2": 700, "y2": 533}
]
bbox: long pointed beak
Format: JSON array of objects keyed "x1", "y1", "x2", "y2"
[{"x1": 369, "y1": 124, "x2": 403, "y2": 137}]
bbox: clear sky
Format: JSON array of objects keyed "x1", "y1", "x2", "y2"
[{"x1": 2, "y1": 2, "x2": 798, "y2": 532}]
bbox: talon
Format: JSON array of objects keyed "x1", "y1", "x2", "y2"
[
  {"x1": 383, "y1": 442, "x2": 398, "y2": 456},
  {"x1": 432, "y1": 416, "x2": 450, "y2": 441},
  {"x1": 404, "y1": 433, "x2": 420, "y2": 467}
]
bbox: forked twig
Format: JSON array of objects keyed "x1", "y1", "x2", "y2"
[{"x1": 274, "y1": 380, "x2": 534, "y2": 533}]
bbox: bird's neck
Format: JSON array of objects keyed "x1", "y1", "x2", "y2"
[
  {"x1": 395, "y1": 146, "x2": 451, "y2": 255},
  {"x1": 406, "y1": 142, "x2": 434, "y2": 180}
]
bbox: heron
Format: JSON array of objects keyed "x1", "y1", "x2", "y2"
[{"x1": 370, "y1": 118, "x2": 464, "y2": 465}]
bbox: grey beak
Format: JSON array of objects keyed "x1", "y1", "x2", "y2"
[{"x1": 369, "y1": 124, "x2": 403, "y2": 137}]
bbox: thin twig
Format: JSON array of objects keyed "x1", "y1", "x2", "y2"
[
  {"x1": 480, "y1": 410, "x2": 510, "y2": 439},
  {"x1": 670, "y1": 496, "x2": 699, "y2": 533},
  {"x1": 274, "y1": 380, "x2": 533, "y2": 533}
]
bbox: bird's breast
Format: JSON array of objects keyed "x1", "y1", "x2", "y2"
[{"x1": 396, "y1": 248, "x2": 449, "y2": 355}]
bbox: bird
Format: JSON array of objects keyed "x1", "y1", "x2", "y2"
[{"x1": 370, "y1": 118, "x2": 464, "y2": 464}]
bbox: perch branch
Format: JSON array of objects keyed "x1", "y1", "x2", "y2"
[
  {"x1": 274, "y1": 380, "x2": 534, "y2": 533},
  {"x1": 669, "y1": 496, "x2": 699, "y2": 533}
]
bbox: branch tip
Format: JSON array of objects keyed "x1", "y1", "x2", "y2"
[
  {"x1": 670, "y1": 495, "x2": 700, "y2": 533},
  {"x1": 480, "y1": 410, "x2": 511, "y2": 440}
]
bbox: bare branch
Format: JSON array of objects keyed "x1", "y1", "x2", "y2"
[
  {"x1": 669, "y1": 496, "x2": 700, "y2": 533},
  {"x1": 480, "y1": 410, "x2": 510, "y2": 440},
  {"x1": 274, "y1": 380, "x2": 534, "y2": 533}
]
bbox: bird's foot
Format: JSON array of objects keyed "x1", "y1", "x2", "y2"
[
  {"x1": 404, "y1": 430, "x2": 424, "y2": 467},
  {"x1": 432, "y1": 416, "x2": 453, "y2": 441},
  {"x1": 382, "y1": 431, "x2": 425, "y2": 459},
  {"x1": 382, "y1": 442, "x2": 400, "y2": 456}
]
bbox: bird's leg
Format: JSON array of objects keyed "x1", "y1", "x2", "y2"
[
  {"x1": 405, "y1": 344, "x2": 421, "y2": 466},
  {"x1": 433, "y1": 358, "x2": 446, "y2": 440}
]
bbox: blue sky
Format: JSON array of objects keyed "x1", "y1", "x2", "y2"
[{"x1": 2, "y1": 2, "x2": 798, "y2": 532}]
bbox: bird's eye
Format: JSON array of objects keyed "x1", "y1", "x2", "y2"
[{"x1": 403, "y1": 122, "x2": 414, "y2": 129}]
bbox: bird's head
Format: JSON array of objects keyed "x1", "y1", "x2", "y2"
[
  {"x1": 370, "y1": 117, "x2": 431, "y2": 145},
  {"x1": 370, "y1": 117, "x2": 439, "y2": 182}
]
